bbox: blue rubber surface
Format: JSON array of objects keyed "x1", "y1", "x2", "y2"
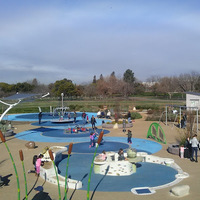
[
  {"x1": 57, "y1": 154, "x2": 178, "y2": 192},
  {"x1": 5, "y1": 112, "x2": 110, "y2": 127},
  {"x1": 7, "y1": 113, "x2": 175, "y2": 192},
  {"x1": 41, "y1": 128, "x2": 109, "y2": 138},
  {"x1": 68, "y1": 141, "x2": 131, "y2": 154}
]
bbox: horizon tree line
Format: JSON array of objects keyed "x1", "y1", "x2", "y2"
[{"x1": 0, "y1": 70, "x2": 200, "y2": 99}]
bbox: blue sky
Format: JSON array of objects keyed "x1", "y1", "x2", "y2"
[{"x1": 0, "y1": 0, "x2": 200, "y2": 85}]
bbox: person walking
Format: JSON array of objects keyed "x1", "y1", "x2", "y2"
[
  {"x1": 190, "y1": 134, "x2": 199, "y2": 162},
  {"x1": 127, "y1": 130, "x2": 132, "y2": 144},
  {"x1": 82, "y1": 111, "x2": 86, "y2": 124},
  {"x1": 91, "y1": 115, "x2": 96, "y2": 130},
  {"x1": 73, "y1": 111, "x2": 77, "y2": 123}
]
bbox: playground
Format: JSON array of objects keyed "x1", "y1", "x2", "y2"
[{"x1": 0, "y1": 111, "x2": 200, "y2": 200}]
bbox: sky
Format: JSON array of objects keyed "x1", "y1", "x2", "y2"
[{"x1": 0, "y1": 0, "x2": 200, "y2": 85}]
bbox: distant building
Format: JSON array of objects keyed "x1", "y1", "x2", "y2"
[
  {"x1": 142, "y1": 81, "x2": 157, "y2": 87},
  {"x1": 186, "y1": 92, "x2": 200, "y2": 109}
]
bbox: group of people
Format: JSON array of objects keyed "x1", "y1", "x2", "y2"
[
  {"x1": 184, "y1": 134, "x2": 199, "y2": 162},
  {"x1": 180, "y1": 112, "x2": 187, "y2": 128},
  {"x1": 89, "y1": 129, "x2": 103, "y2": 148},
  {"x1": 97, "y1": 110, "x2": 111, "y2": 119},
  {"x1": 27, "y1": 154, "x2": 52, "y2": 199},
  {"x1": 97, "y1": 148, "x2": 127, "y2": 161}
]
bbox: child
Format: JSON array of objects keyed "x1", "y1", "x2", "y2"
[
  {"x1": 89, "y1": 132, "x2": 94, "y2": 148},
  {"x1": 180, "y1": 145, "x2": 184, "y2": 158},
  {"x1": 100, "y1": 150, "x2": 107, "y2": 160},
  {"x1": 127, "y1": 130, "x2": 132, "y2": 144},
  {"x1": 28, "y1": 155, "x2": 38, "y2": 174},
  {"x1": 35, "y1": 154, "x2": 44, "y2": 176}
]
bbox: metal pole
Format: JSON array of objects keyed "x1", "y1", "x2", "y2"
[
  {"x1": 166, "y1": 106, "x2": 167, "y2": 126},
  {"x1": 61, "y1": 93, "x2": 64, "y2": 117},
  {"x1": 179, "y1": 107, "x2": 181, "y2": 128},
  {"x1": 197, "y1": 108, "x2": 198, "y2": 134}
]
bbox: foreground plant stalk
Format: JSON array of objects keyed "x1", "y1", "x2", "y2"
[
  {"x1": 87, "y1": 130, "x2": 104, "y2": 200},
  {"x1": 0, "y1": 131, "x2": 20, "y2": 200}
]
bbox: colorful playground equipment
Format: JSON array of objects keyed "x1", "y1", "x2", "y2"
[
  {"x1": 147, "y1": 122, "x2": 166, "y2": 144},
  {"x1": 40, "y1": 146, "x2": 83, "y2": 190}
]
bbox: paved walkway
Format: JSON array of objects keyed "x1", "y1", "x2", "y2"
[{"x1": 0, "y1": 113, "x2": 200, "y2": 200}]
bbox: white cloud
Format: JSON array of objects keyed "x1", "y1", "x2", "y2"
[{"x1": 0, "y1": 0, "x2": 200, "y2": 84}]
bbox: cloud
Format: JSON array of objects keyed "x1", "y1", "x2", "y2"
[{"x1": 0, "y1": 0, "x2": 200, "y2": 84}]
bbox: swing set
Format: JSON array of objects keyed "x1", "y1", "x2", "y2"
[{"x1": 159, "y1": 105, "x2": 199, "y2": 134}]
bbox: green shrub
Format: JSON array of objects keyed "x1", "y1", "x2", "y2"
[
  {"x1": 131, "y1": 112, "x2": 142, "y2": 119},
  {"x1": 106, "y1": 120, "x2": 127, "y2": 125}
]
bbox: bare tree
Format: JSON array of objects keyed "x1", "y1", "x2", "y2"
[{"x1": 176, "y1": 72, "x2": 200, "y2": 92}]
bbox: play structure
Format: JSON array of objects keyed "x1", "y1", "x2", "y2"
[
  {"x1": 94, "y1": 148, "x2": 143, "y2": 176},
  {"x1": 1, "y1": 109, "x2": 191, "y2": 196},
  {"x1": 159, "y1": 105, "x2": 199, "y2": 134},
  {"x1": 50, "y1": 93, "x2": 71, "y2": 122},
  {"x1": 0, "y1": 93, "x2": 49, "y2": 136},
  {"x1": 40, "y1": 146, "x2": 82, "y2": 189},
  {"x1": 147, "y1": 122, "x2": 166, "y2": 144}
]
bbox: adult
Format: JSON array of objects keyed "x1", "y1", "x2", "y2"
[
  {"x1": 190, "y1": 134, "x2": 199, "y2": 162},
  {"x1": 127, "y1": 111, "x2": 131, "y2": 123},
  {"x1": 73, "y1": 111, "x2": 77, "y2": 123},
  {"x1": 97, "y1": 110, "x2": 101, "y2": 118},
  {"x1": 32, "y1": 186, "x2": 52, "y2": 200},
  {"x1": 38, "y1": 112, "x2": 42, "y2": 124},
  {"x1": 181, "y1": 112, "x2": 187, "y2": 128},
  {"x1": 82, "y1": 111, "x2": 86, "y2": 124},
  {"x1": 106, "y1": 110, "x2": 111, "y2": 119},
  {"x1": 91, "y1": 115, "x2": 96, "y2": 130},
  {"x1": 184, "y1": 137, "x2": 192, "y2": 159}
]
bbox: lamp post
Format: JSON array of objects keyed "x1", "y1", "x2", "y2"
[{"x1": 61, "y1": 93, "x2": 64, "y2": 117}]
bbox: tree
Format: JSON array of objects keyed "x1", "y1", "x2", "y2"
[
  {"x1": 31, "y1": 78, "x2": 38, "y2": 87},
  {"x1": 84, "y1": 83, "x2": 97, "y2": 98},
  {"x1": 51, "y1": 79, "x2": 77, "y2": 97},
  {"x1": 93, "y1": 75, "x2": 97, "y2": 84},
  {"x1": 134, "y1": 82, "x2": 145, "y2": 95},
  {"x1": 96, "y1": 78, "x2": 109, "y2": 97},
  {"x1": 0, "y1": 82, "x2": 15, "y2": 93},
  {"x1": 15, "y1": 82, "x2": 34, "y2": 92},
  {"x1": 176, "y1": 72, "x2": 200, "y2": 92},
  {"x1": 194, "y1": 76, "x2": 200, "y2": 92},
  {"x1": 99, "y1": 74, "x2": 104, "y2": 80},
  {"x1": 123, "y1": 69, "x2": 135, "y2": 83},
  {"x1": 110, "y1": 71, "x2": 116, "y2": 77},
  {"x1": 123, "y1": 69, "x2": 135, "y2": 96}
]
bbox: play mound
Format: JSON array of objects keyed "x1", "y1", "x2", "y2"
[
  {"x1": 67, "y1": 141, "x2": 129, "y2": 154},
  {"x1": 57, "y1": 154, "x2": 178, "y2": 192},
  {"x1": 41, "y1": 128, "x2": 110, "y2": 138}
]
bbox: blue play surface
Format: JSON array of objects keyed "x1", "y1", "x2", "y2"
[
  {"x1": 5, "y1": 112, "x2": 177, "y2": 192},
  {"x1": 57, "y1": 154, "x2": 178, "y2": 192},
  {"x1": 41, "y1": 128, "x2": 109, "y2": 138},
  {"x1": 69, "y1": 141, "x2": 130, "y2": 154},
  {"x1": 6, "y1": 112, "x2": 109, "y2": 128}
]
